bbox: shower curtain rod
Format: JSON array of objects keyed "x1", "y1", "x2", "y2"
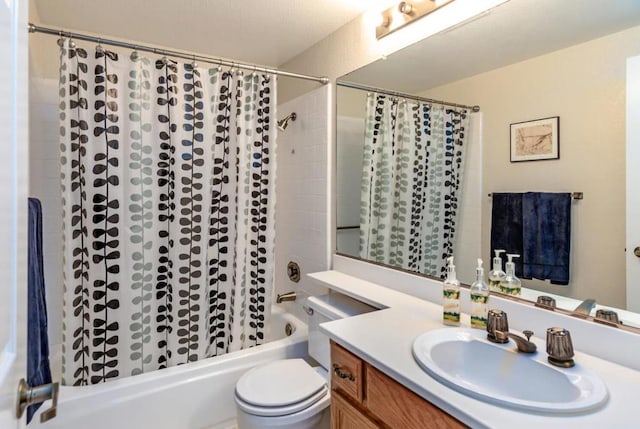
[
  {"x1": 337, "y1": 81, "x2": 480, "y2": 112},
  {"x1": 28, "y1": 23, "x2": 330, "y2": 85}
]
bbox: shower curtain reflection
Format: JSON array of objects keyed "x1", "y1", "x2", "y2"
[
  {"x1": 58, "y1": 40, "x2": 277, "y2": 385},
  {"x1": 359, "y1": 93, "x2": 469, "y2": 278}
]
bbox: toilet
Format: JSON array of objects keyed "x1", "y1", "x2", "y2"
[{"x1": 234, "y1": 293, "x2": 375, "y2": 429}]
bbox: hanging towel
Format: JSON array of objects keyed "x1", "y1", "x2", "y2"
[
  {"x1": 490, "y1": 193, "x2": 524, "y2": 276},
  {"x1": 27, "y1": 198, "x2": 52, "y2": 424},
  {"x1": 522, "y1": 192, "x2": 571, "y2": 285}
]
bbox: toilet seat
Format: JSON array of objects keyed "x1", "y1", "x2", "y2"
[
  {"x1": 236, "y1": 385, "x2": 329, "y2": 417},
  {"x1": 235, "y1": 359, "x2": 328, "y2": 417}
]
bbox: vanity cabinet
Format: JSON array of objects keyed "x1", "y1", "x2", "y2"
[{"x1": 330, "y1": 341, "x2": 466, "y2": 429}]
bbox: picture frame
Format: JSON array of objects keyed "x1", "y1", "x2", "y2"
[{"x1": 510, "y1": 116, "x2": 560, "y2": 162}]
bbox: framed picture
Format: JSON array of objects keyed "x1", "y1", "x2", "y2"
[{"x1": 510, "y1": 116, "x2": 559, "y2": 162}]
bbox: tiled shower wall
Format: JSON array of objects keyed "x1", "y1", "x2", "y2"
[
  {"x1": 29, "y1": 78, "x2": 64, "y2": 370},
  {"x1": 29, "y1": 77, "x2": 332, "y2": 363},
  {"x1": 273, "y1": 85, "x2": 331, "y2": 321}
]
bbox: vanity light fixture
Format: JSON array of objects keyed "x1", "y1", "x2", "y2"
[{"x1": 376, "y1": 0, "x2": 456, "y2": 39}]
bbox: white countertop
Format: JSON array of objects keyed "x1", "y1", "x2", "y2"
[{"x1": 310, "y1": 270, "x2": 640, "y2": 428}]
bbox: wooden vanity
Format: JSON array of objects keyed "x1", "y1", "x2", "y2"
[{"x1": 330, "y1": 341, "x2": 466, "y2": 429}]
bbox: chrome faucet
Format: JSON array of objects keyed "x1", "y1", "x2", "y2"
[
  {"x1": 493, "y1": 330, "x2": 537, "y2": 353},
  {"x1": 487, "y1": 309, "x2": 537, "y2": 353},
  {"x1": 276, "y1": 291, "x2": 297, "y2": 303},
  {"x1": 573, "y1": 298, "x2": 596, "y2": 317}
]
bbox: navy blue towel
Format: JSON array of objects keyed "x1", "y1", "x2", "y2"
[
  {"x1": 490, "y1": 193, "x2": 524, "y2": 276},
  {"x1": 27, "y1": 198, "x2": 52, "y2": 424},
  {"x1": 522, "y1": 192, "x2": 571, "y2": 285}
]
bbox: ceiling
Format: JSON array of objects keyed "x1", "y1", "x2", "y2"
[
  {"x1": 342, "y1": 0, "x2": 640, "y2": 93},
  {"x1": 31, "y1": 0, "x2": 391, "y2": 67}
]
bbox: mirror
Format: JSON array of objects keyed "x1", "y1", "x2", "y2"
[{"x1": 335, "y1": 0, "x2": 640, "y2": 328}]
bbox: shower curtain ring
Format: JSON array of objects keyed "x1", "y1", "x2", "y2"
[
  {"x1": 96, "y1": 38, "x2": 104, "y2": 54},
  {"x1": 130, "y1": 46, "x2": 140, "y2": 62},
  {"x1": 191, "y1": 54, "x2": 197, "y2": 69}
]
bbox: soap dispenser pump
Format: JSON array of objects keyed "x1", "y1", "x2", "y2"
[
  {"x1": 489, "y1": 249, "x2": 506, "y2": 293},
  {"x1": 442, "y1": 256, "x2": 461, "y2": 326},
  {"x1": 500, "y1": 254, "x2": 522, "y2": 296},
  {"x1": 470, "y1": 258, "x2": 490, "y2": 329}
]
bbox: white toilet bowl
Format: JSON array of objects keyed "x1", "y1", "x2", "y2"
[
  {"x1": 234, "y1": 295, "x2": 376, "y2": 429},
  {"x1": 234, "y1": 359, "x2": 330, "y2": 429}
]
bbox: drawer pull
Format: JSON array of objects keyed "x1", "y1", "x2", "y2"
[{"x1": 333, "y1": 364, "x2": 356, "y2": 381}]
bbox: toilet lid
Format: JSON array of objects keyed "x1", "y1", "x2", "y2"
[{"x1": 235, "y1": 359, "x2": 327, "y2": 408}]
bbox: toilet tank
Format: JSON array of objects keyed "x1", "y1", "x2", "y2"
[{"x1": 307, "y1": 293, "x2": 377, "y2": 369}]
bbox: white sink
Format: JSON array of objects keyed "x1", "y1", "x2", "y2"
[{"x1": 412, "y1": 328, "x2": 608, "y2": 413}]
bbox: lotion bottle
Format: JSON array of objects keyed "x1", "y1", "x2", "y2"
[
  {"x1": 469, "y1": 258, "x2": 490, "y2": 329},
  {"x1": 442, "y1": 257, "x2": 461, "y2": 326},
  {"x1": 488, "y1": 249, "x2": 506, "y2": 293},
  {"x1": 500, "y1": 254, "x2": 522, "y2": 296}
]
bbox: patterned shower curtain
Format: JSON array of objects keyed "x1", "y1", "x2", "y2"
[
  {"x1": 58, "y1": 41, "x2": 277, "y2": 385},
  {"x1": 359, "y1": 93, "x2": 469, "y2": 278}
]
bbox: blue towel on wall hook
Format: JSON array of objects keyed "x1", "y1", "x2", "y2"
[{"x1": 27, "y1": 198, "x2": 52, "y2": 423}]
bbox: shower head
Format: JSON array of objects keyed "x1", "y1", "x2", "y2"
[{"x1": 277, "y1": 112, "x2": 297, "y2": 132}]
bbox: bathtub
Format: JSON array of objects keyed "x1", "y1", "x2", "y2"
[{"x1": 31, "y1": 306, "x2": 308, "y2": 429}]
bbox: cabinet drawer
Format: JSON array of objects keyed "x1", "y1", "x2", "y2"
[
  {"x1": 330, "y1": 341, "x2": 364, "y2": 403},
  {"x1": 365, "y1": 364, "x2": 467, "y2": 429},
  {"x1": 331, "y1": 391, "x2": 380, "y2": 429}
]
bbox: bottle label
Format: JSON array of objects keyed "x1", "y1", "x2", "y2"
[
  {"x1": 470, "y1": 293, "x2": 489, "y2": 329},
  {"x1": 489, "y1": 279, "x2": 501, "y2": 292},
  {"x1": 500, "y1": 284, "x2": 521, "y2": 296},
  {"x1": 443, "y1": 289, "x2": 460, "y2": 326}
]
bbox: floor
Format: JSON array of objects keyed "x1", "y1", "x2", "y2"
[{"x1": 205, "y1": 419, "x2": 237, "y2": 429}]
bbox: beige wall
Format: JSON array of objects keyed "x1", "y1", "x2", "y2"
[{"x1": 420, "y1": 25, "x2": 640, "y2": 307}]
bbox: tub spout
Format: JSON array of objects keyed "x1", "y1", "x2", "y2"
[{"x1": 276, "y1": 291, "x2": 297, "y2": 303}]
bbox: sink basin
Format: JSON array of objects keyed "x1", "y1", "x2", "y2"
[{"x1": 412, "y1": 328, "x2": 608, "y2": 413}]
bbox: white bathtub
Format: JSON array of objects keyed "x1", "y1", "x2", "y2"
[{"x1": 31, "y1": 306, "x2": 308, "y2": 429}]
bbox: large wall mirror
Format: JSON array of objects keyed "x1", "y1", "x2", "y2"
[{"x1": 335, "y1": 0, "x2": 640, "y2": 329}]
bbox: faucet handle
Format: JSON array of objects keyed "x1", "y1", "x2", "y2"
[
  {"x1": 536, "y1": 295, "x2": 556, "y2": 310},
  {"x1": 595, "y1": 309, "x2": 620, "y2": 324},
  {"x1": 487, "y1": 309, "x2": 509, "y2": 343},
  {"x1": 546, "y1": 327, "x2": 575, "y2": 368}
]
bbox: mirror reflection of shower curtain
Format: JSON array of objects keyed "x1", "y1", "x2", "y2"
[
  {"x1": 359, "y1": 93, "x2": 469, "y2": 278},
  {"x1": 58, "y1": 40, "x2": 277, "y2": 385}
]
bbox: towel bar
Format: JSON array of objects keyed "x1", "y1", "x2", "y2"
[{"x1": 488, "y1": 192, "x2": 583, "y2": 200}]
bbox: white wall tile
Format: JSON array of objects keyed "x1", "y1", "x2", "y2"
[
  {"x1": 29, "y1": 78, "x2": 64, "y2": 356},
  {"x1": 274, "y1": 86, "x2": 331, "y2": 321}
]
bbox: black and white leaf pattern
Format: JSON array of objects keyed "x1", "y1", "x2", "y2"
[
  {"x1": 359, "y1": 93, "x2": 469, "y2": 278},
  {"x1": 60, "y1": 42, "x2": 277, "y2": 385}
]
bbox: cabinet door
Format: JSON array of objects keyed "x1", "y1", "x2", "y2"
[
  {"x1": 365, "y1": 365, "x2": 466, "y2": 429},
  {"x1": 331, "y1": 341, "x2": 364, "y2": 403},
  {"x1": 331, "y1": 392, "x2": 380, "y2": 429}
]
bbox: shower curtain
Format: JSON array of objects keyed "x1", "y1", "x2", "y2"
[
  {"x1": 359, "y1": 93, "x2": 469, "y2": 278},
  {"x1": 58, "y1": 41, "x2": 277, "y2": 385}
]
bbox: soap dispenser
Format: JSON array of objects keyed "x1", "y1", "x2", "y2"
[
  {"x1": 442, "y1": 256, "x2": 461, "y2": 326},
  {"x1": 500, "y1": 254, "x2": 522, "y2": 296},
  {"x1": 488, "y1": 249, "x2": 506, "y2": 293},
  {"x1": 470, "y1": 258, "x2": 490, "y2": 329}
]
